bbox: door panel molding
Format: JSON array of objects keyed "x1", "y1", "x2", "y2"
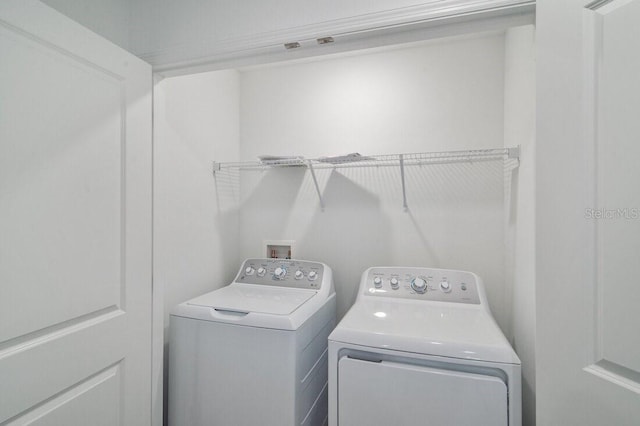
[
  {"x1": 0, "y1": 18, "x2": 128, "y2": 343},
  {"x1": 0, "y1": 19, "x2": 126, "y2": 82},
  {"x1": 585, "y1": 361, "x2": 640, "y2": 394},
  {"x1": 0, "y1": 306, "x2": 122, "y2": 354},
  {"x1": 3, "y1": 363, "x2": 122, "y2": 425},
  {"x1": 0, "y1": 312, "x2": 126, "y2": 423},
  {"x1": 583, "y1": 0, "x2": 640, "y2": 391}
]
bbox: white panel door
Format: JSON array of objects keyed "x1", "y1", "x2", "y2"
[
  {"x1": 537, "y1": 0, "x2": 640, "y2": 424},
  {"x1": 0, "y1": 1, "x2": 152, "y2": 425},
  {"x1": 588, "y1": 0, "x2": 640, "y2": 389}
]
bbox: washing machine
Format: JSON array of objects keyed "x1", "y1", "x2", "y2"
[
  {"x1": 328, "y1": 267, "x2": 521, "y2": 426},
  {"x1": 169, "y1": 258, "x2": 336, "y2": 426}
]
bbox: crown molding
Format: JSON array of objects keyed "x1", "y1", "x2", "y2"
[{"x1": 144, "y1": 0, "x2": 535, "y2": 76}]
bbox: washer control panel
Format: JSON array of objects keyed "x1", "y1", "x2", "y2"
[
  {"x1": 363, "y1": 267, "x2": 481, "y2": 304},
  {"x1": 236, "y1": 258, "x2": 324, "y2": 290}
]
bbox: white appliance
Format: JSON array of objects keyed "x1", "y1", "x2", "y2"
[
  {"x1": 328, "y1": 267, "x2": 521, "y2": 426},
  {"x1": 169, "y1": 258, "x2": 336, "y2": 426}
]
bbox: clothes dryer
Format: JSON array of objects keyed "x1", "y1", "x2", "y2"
[{"x1": 328, "y1": 267, "x2": 520, "y2": 426}]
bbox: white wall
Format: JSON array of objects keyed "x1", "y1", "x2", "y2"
[
  {"x1": 238, "y1": 33, "x2": 511, "y2": 329},
  {"x1": 40, "y1": 0, "x2": 131, "y2": 50},
  {"x1": 504, "y1": 25, "x2": 536, "y2": 426},
  {"x1": 154, "y1": 69, "x2": 241, "y2": 329},
  {"x1": 153, "y1": 70, "x2": 241, "y2": 422}
]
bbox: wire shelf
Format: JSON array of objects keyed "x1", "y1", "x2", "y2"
[
  {"x1": 212, "y1": 146, "x2": 519, "y2": 210},
  {"x1": 214, "y1": 148, "x2": 517, "y2": 171}
]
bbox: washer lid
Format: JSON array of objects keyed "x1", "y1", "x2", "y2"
[
  {"x1": 187, "y1": 284, "x2": 317, "y2": 315},
  {"x1": 329, "y1": 299, "x2": 520, "y2": 365}
]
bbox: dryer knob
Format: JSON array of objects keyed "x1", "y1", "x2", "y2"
[
  {"x1": 440, "y1": 281, "x2": 451, "y2": 293},
  {"x1": 257, "y1": 267, "x2": 266, "y2": 277},
  {"x1": 295, "y1": 270, "x2": 304, "y2": 280},
  {"x1": 274, "y1": 267, "x2": 287, "y2": 279},
  {"x1": 308, "y1": 271, "x2": 318, "y2": 281},
  {"x1": 373, "y1": 277, "x2": 383, "y2": 288},
  {"x1": 245, "y1": 266, "x2": 255, "y2": 275},
  {"x1": 390, "y1": 277, "x2": 399, "y2": 289},
  {"x1": 411, "y1": 277, "x2": 427, "y2": 294}
]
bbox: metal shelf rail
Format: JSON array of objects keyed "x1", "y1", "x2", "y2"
[{"x1": 212, "y1": 147, "x2": 520, "y2": 211}]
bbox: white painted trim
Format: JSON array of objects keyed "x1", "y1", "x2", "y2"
[
  {"x1": 581, "y1": 1, "x2": 601, "y2": 369},
  {"x1": 147, "y1": 0, "x2": 534, "y2": 75},
  {"x1": 151, "y1": 72, "x2": 163, "y2": 426}
]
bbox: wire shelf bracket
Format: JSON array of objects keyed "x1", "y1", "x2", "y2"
[
  {"x1": 399, "y1": 154, "x2": 408, "y2": 211},
  {"x1": 307, "y1": 160, "x2": 325, "y2": 211}
]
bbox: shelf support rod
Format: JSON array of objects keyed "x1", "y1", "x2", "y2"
[
  {"x1": 307, "y1": 161, "x2": 325, "y2": 211},
  {"x1": 400, "y1": 154, "x2": 408, "y2": 211}
]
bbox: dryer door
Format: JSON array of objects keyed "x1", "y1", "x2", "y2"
[{"x1": 338, "y1": 357, "x2": 508, "y2": 426}]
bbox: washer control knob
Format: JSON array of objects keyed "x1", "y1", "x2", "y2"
[
  {"x1": 295, "y1": 270, "x2": 304, "y2": 280},
  {"x1": 308, "y1": 271, "x2": 318, "y2": 281},
  {"x1": 373, "y1": 276, "x2": 383, "y2": 288},
  {"x1": 274, "y1": 267, "x2": 287, "y2": 279},
  {"x1": 257, "y1": 267, "x2": 266, "y2": 277},
  {"x1": 411, "y1": 277, "x2": 428, "y2": 294},
  {"x1": 390, "y1": 277, "x2": 399, "y2": 289},
  {"x1": 440, "y1": 281, "x2": 451, "y2": 293},
  {"x1": 245, "y1": 266, "x2": 255, "y2": 275}
]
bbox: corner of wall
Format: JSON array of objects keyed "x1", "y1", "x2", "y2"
[{"x1": 503, "y1": 23, "x2": 536, "y2": 426}]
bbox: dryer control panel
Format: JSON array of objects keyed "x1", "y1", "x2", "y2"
[
  {"x1": 236, "y1": 258, "x2": 325, "y2": 290},
  {"x1": 362, "y1": 267, "x2": 481, "y2": 304}
]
